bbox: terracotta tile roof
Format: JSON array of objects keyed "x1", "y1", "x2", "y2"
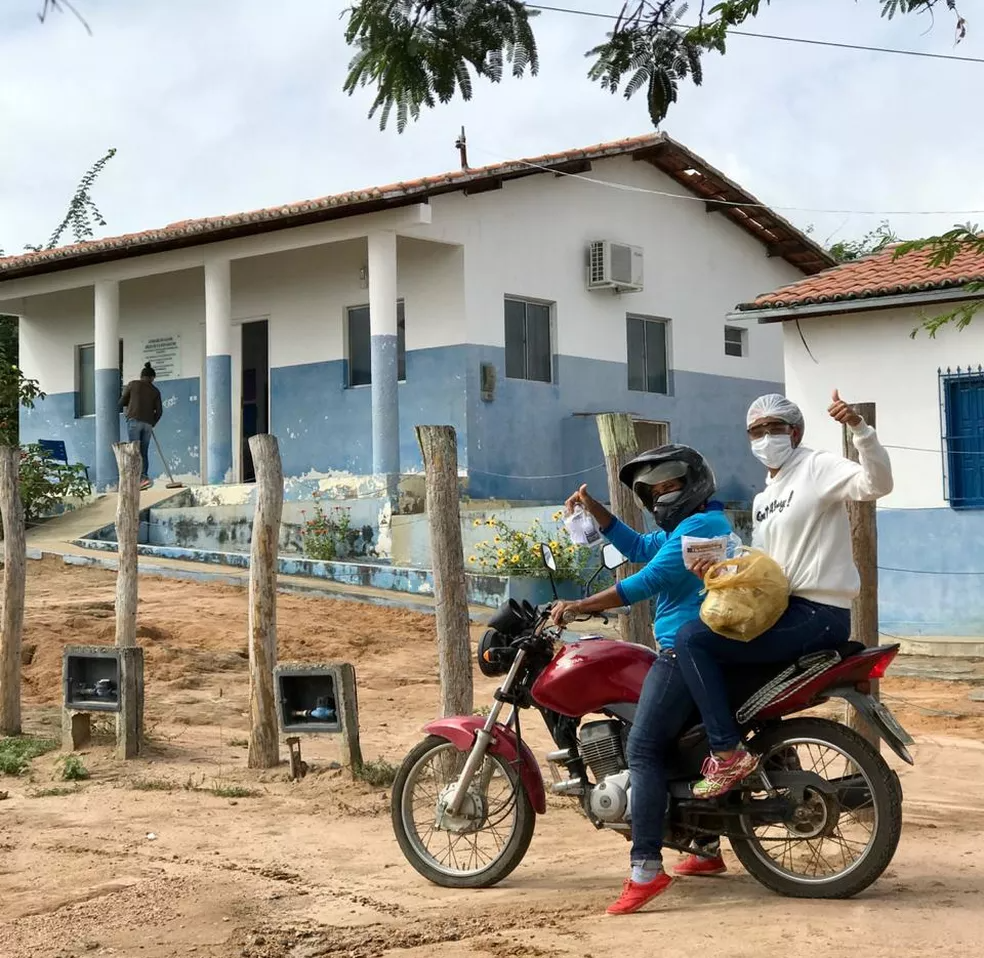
[
  {"x1": 738, "y1": 242, "x2": 984, "y2": 314},
  {"x1": 0, "y1": 133, "x2": 832, "y2": 284}
]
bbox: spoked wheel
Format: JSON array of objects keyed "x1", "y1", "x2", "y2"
[
  {"x1": 391, "y1": 735, "x2": 536, "y2": 888},
  {"x1": 731, "y1": 718, "x2": 903, "y2": 899}
]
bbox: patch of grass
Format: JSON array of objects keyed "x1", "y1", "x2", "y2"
[
  {"x1": 354, "y1": 757, "x2": 398, "y2": 788},
  {"x1": 0, "y1": 736, "x2": 58, "y2": 776},
  {"x1": 206, "y1": 784, "x2": 260, "y2": 799},
  {"x1": 228, "y1": 737, "x2": 248, "y2": 748},
  {"x1": 129, "y1": 778, "x2": 174, "y2": 792},
  {"x1": 57, "y1": 755, "x2": 90, "y2": 782},
  {"x1": 31, "y1": 785, "x2": 80, "y2": 798},
  {"x1": 473, "y1": 704, "x2": 492, "y2": 717}
]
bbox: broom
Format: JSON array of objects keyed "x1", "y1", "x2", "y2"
[{"x1": 151, "y1": 428, "x2": 185, "y2": 489}]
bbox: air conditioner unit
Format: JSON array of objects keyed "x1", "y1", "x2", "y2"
[{"x1": 586, "y1": 241, "x2": 644, "y2": 292}]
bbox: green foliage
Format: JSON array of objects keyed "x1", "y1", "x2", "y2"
[
  {"x1": 344, "y1": 1, "x2": 539, "y2": 132},
  {"x1": 354, "y1": 756, "x2": 398, "y2": 787},
  {"x1": 31, "y1": 785, "x2": 80, "y2": 798},
  {"x1": 341, "y1": 1, "x2": 966, "y2": 131},
  {"x1": 0, "y1": 736, "x2": 58, "y2": 775},
  {"x1": 301, "y1": 495, "x2": 356, "y2": 561},
  {"x1": 206, "y1": 784, "x2": 260, "y2": 799},
  {"x1": 468, "y1": 512, "x2": 588, "y2": 580},
  {"x1": 0, "y1": 319, "x2": 44, "y2": 447},
  {"x1": 57, "y1": 754, "x2": 90, "y2": 781},
  {"x1": 828, "y1": 220, "x2": 899, "y2": 263},
  {"x1": 892, "y1": 225, "x2": 984, "y2": 337},
  {"x1": 18, "y1": 444, "x2": 92, "y2": 522}
]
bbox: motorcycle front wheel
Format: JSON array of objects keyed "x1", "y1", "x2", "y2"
[
  {"x1": 730, "y1": 717, "x2": 903, "y2": 899},
  {"x1": 391, "y1": 734, "x2": 537, "y2": 888}
]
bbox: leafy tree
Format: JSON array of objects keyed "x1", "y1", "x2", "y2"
[{"x1": 342, "y1": 1, "x2": 966, "y2": 132}]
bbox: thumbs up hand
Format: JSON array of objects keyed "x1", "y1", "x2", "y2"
[{"x1": 828, "y1": 389, "x2": 863, "y2": 428}]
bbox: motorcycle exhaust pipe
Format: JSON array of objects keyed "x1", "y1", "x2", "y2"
[
  {"x1": 546, "y1": 749, "x2": 572, "y2": 764},
  {"x1": 551, "y1": 777, "x2": 584, "y2": 796}
]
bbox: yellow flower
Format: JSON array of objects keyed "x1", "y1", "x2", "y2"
[
  {"x1": 486, "y1": 518, "x2": 495, "y2": 527},
  {"x1": 468, "y1": 556, "x2": 476, "y2": 563},
  {"x1": 552, "y1": 510, "x2": 563, "y2": 521},
  {"x1": 497, "y1": 548, "x2": 505, "y2": 556},
  {"x1": 497, "y1": 558, "x2": 505, "y2": 567},
  {"x1": 493, "y1": 535, "x2": 501, "y2": 544},
  {"x1": 473, "y1": 519, "x2": 483, "y2": 527},
  {"x1": 511, "y1": 554, "x2": 520, "y2": 563},
  {"x1": 549, "y1": 540, "x2": 559, "y2": 550}
]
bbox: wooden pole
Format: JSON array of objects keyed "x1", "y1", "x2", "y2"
[
  {"x1": 416, "y1": 425, "x2": 473, "y2": 717},
  {"x1": 247, "y1": 433, "x2": 284, "y2": 769},
  {"x1": 114, "y1": 442, "x2": 144, "y2": 758},
  {"x1": 0, "y1": 446, "x2": 25, "y2": 735},
  {"x1": 595, "y1": 414, "x2": 656, "y2": 651},
  {"x1": 843, "y1": 403, "x2": 880, "y2": 748},
  {"x1": 114, "y1": 443, "x2": 141, "y2": 650}
]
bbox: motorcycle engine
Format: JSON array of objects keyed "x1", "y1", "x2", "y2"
[{"x1": 580, "y1": 721, "x2": 631, "y2": 824}]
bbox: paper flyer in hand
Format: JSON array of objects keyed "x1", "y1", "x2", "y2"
[{"x1": 680, "y1": 535, "x2": 730, "y2": 571}]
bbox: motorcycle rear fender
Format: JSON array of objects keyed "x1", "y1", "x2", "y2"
[
  {"x1": 422, "y1": 716, "x2": 547, "y2": 814},
  {"x1": 830, "y1": 687, "x2": 915, "y2": 765}
]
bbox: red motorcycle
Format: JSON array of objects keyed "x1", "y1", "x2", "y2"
[{"x1": 391, "y1": 544, "x2": 913, "y2": 899}]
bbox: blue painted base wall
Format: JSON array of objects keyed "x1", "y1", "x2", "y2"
[
  {"x1": 878, "y1": 508, "x2": 984, "y2": 637},
  {"x1": 21, "y1": 377, "x2": 201, "y2": 482}
]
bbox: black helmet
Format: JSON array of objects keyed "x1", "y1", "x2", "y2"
[{"x1": 618, "y1": 444, "x2": 716, "y2": 532}]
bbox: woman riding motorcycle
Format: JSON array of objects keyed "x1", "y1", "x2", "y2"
[{"x1": 550, "y1": 445, "x2": 731, "y2": 915}]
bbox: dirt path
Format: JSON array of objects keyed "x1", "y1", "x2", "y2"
[{"x1": 2, "y1": 560, "x2": 983, "y2": 958}]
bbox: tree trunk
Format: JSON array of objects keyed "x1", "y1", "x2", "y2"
[
  {"x1": 0, "y1": 446, "x2": 25, "y2": 735},
  {"x1": 595, "y1": 414, "x2": 655, "y2": 650},
  {"x1": 843, "y1": 403, "x2": 880, "y2": 748},
  {"x1": 416, "y1": 425, "x2": 473, "y2": 717},
  {"x1": 247, "y1": 434, "x2": 284, "y2": 769},
  {"x1": 113, "y1": 443, "x2": 141, "y2": 650}
]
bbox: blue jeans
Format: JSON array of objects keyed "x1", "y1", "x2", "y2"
[
  {"x1": 126, "y1": 419, "x2": 153, "y2": 480},
  {"x1": 675, "y1": 598, "x2": 852, "y2": 752},
  {"x1": 626, "y1": 652, "x2": 695, "y2": 864}
]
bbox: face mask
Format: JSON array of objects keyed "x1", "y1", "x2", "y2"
[
  {"x1": 651, "y1": 489, "x2": 684, "y2": 529},
  {"x1": 751, "y1": 434, "x2": 794, "y2": 469}
]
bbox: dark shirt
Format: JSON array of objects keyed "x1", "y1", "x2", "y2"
[{"x1": 119, "y1": 379, "x2": 162, "y2": 426}]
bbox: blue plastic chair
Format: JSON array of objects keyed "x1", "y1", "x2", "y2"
[{"x1": 37, "y1": 440, "x2": 90, "y2": 481}]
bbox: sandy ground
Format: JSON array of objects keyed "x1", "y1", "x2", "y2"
[{"x1": 1, "y1": 558, "x2": 983, "y2": 958}]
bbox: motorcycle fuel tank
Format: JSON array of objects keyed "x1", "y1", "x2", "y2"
[{"x1": 531, "y1": 637, "x2": 657, "y2": 717}]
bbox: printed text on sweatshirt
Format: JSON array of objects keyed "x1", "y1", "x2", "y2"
[{"x1": 750, "y1": 423, "x2": 893, "y2": 609}]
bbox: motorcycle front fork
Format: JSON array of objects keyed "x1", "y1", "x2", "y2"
[{"x1": 441, "y1": 650, "x2": 528, "y2": 820}]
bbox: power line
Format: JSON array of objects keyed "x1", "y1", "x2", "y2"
[
  {"x1": 527, "y1": 3, "x2": 984, "y2": 66},
  {"x1": 472, "y1": 142, "x2": 984, "y2": 216}
]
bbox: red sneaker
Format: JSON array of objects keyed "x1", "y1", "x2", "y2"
[
  {"x1": 606, "y1": 872, "x2": 673, "y2": 915},
  {"x1": 673, "y1": 854, "x2": 727, "y2": 877}
]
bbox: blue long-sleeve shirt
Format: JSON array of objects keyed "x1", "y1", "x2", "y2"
[{"x1": 603, "y1": 503, "x2": 733, "y2": 649}]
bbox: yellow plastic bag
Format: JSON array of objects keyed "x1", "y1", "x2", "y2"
[{"x1": 699, "y1": 548, "x2": 790, "y2": 642}]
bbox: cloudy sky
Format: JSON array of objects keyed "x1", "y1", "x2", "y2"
[{"x1": 1, "y1": 0, "x2": 981, "y2": 255}]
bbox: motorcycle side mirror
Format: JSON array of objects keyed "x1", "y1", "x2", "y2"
[
  {"x1": 540, "y1": 543, "x2": 557, "y2": 572},
  {"x1": 602, "y1": 543, "x2": 627, "y2": 571}
]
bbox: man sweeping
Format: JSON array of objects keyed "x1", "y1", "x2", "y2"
[{"x1": 119, "y1": 362, "x2": 163, "y2": 490}]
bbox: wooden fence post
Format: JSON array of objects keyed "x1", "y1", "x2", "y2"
[
  {"x1": 843, "y1": 403, "x2": 880, "y2": 748},
  {"x1": 114, "y1": 442, "x2": 143, "y2": 758},
  {"x1": 247, "y1": 434, "x2": 284, "y2": 769},
  {"x1": 416, "y1": 425, "x2": 473, "y2": 717},
  {"x1": 0, "y1": 446, "x2": 25, "y2": 735},
  {"x1": 596, "y1": 414, "x2": 656, "y2": 651}
]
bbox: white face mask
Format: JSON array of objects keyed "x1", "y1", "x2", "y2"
[{"x1": 751, "y1": 434, "x2": 794, "y2": 469}]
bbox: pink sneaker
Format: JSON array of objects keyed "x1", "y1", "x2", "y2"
[
  {"x1": 692, "y1": 748, "x2": 759, "y2": 799},
  {"x1": 606, "y1": 873, "x2": 674, "y2": 915}
]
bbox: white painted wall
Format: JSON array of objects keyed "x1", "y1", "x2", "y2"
[
  {"x1": 414, "y1": 155, "x2": 803, "y2": 383},
  {"x1": 780, "y1": 304, "x2": 984, "y2": 510}
]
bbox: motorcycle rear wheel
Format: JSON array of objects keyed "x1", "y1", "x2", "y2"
[
  {"x1": 391, "y1": 734, "x2": 536, "y2": 888},
  {"x1": 730, "y1": 717, "x2": 903, "y2": 899}
]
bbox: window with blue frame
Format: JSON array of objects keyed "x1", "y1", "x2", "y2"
[{"x1": 941, "y1": 367, "x2": 984, "y2": 509}]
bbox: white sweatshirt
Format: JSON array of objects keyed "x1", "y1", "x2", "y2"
[{"x1": 750, "y1": 423, "x2": 894, "y2": 609}]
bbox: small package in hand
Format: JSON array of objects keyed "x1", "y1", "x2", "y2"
[{"x1": 564, "y1": 506, "x2": 602, "y2": 548}]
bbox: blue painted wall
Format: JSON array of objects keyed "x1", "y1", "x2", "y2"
[
  {"x1": 878, "y1": 507, "x2": 984, "y2": 636},
  {"x1": 21, "y1": 377, "x2": 200, "y2": 482},
  {"x1": 270, "y1": 345, "x2": 468, "y2": 480},
  {"x1": 464, "y1": 347, "x2": 781, "y2": 504}
]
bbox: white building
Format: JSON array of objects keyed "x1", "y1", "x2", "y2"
[
  {"x1": 0, "y1": 134, "x2": 830, "y2": 504},
  {"x1": 732, "y1": 243, "x2": 984, "y2": 637}
]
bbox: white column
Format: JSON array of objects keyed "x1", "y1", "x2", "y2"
[
  {"x1": 94, "y1": 280, "x2": 120, "y2": 490},
  {"x1": 204, "y1": 258, "x2": 233, "y2": 484},
  {"x1": 368, "y1": 232, "x2": 400, "y2": 478}
]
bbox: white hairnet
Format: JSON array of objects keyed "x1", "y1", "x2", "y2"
[{"x1": 746, "y1": 394, "x2": 805, "y2": 431}]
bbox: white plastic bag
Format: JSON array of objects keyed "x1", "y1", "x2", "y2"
[{"x1": 564, "y1": 506, "x2": 602, "y2": 548}]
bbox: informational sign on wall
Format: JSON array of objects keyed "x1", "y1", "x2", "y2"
[{"x1": 141, "y1": 335, "x2": 182, "y2": 381}]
